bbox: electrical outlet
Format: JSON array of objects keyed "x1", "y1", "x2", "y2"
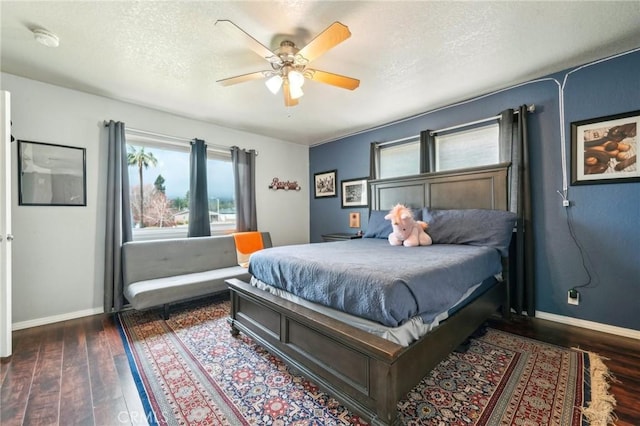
[{"x1": 567, "y1": 289, "x2": 579, "y2": 305}]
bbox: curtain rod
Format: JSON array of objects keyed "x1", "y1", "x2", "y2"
[
  {"x1": 429, "y1": 104, "x2": 535, "y2": 136},
  {"x1": 103, "y1": 122, "x2": 237, "y2": 154},
  {"x1": 126, "y1": 126, "x2": 233, "y2": 153},
  {"x1": 375, "y1": 134, "x2": 420, "y2": 147},
  {"x1": 375, "y1": 105, "x2": 535, "y2": 146}
]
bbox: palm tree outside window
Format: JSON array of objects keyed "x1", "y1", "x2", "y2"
[{"x1": 127, "y1": 146, "x2": 158, "y2": 228}]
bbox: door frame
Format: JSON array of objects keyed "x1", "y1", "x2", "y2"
[{"x1": 1, "y1": 90, "x2": 12, "y2": 358}]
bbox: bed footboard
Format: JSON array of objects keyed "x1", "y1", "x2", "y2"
[{"x1": 226, "y1": 278, "x2": 506, "y2": 425}]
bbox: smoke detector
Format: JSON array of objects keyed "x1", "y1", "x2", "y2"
[{"x1": 32, "y1": 28, "x2": 59, "y2": 47}]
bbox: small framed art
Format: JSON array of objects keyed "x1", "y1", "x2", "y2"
[
  {"x1": 349, "y1": 212, "x2": 361, "y2": 228},
  {"x1": 341, "y1": 177, "x2": 368, "y2": 208},
  {"x1": 314, "y1": 169, "x2": 337, "y2": 198},
  {"x1": 18, "y1": 140, "x2": 87, "y2": 206},
  {"x1": 571, "y1": 110, "x2": 639, "y2": 185}
]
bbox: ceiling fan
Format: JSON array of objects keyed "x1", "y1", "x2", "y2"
[{"x1": 215, "y1": 20, "x2": 360, "y2": 106}]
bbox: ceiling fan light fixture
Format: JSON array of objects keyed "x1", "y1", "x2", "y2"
[
  {"x1": 265, "y1": 75, "x2": 283, "y2": 94},
  {"x1": 290, "y1": 84, "x2": 304, "y2": 100},
  {"x1": 288, "y1": 70, "x2": 305, "y2": 88},
  {"x1": 216, "y1": 20, "x2": 358, "y2": 106}
]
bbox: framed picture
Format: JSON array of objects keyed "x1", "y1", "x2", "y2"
[
  {"x1": 349, "y1": 211, "x2": 361, "y2": 228},
  {"x1": 314, "y1": 169, "x2": 337, "y2": 198},
  {"x1": 18, "y1": 140, "x2": 87, "y2": 206},
  {"x1": 571, "y1": 110, "x2": 639, "y2": 185},
  {"x1": 341, "y1": 177, "x2": 368, "y2": 208}
]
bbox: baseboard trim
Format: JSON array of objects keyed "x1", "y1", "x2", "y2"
[
  {"x1": 536, "y1": 311, "x2": 640, "y2": 340},
  {"x1": 12, "y1": 307, "x2": 105, "y2": 331},
  {"x1": 11, "y1": 307, "x2": 639, "y2": 339}
]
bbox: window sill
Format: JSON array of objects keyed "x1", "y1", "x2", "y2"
[{"x1": 132, "y1": 224, "x2": 235, "y2": 241}]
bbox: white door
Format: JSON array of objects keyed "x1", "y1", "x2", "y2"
[{"x1": 0, "y1": 91, "x2": 12, "y2": 358}]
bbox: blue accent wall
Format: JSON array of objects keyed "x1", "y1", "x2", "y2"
[{"x1": 309, "y1": 49, "x2": 640, "y2": 331}]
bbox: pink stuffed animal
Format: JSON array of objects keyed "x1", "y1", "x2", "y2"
[{"x1": 384, "y1": 204, "x2": 432, "y2": 247}]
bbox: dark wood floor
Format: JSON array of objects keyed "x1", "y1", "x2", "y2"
[{"x1": 2, "y1": 311, "x2": 639, "y2": 426}]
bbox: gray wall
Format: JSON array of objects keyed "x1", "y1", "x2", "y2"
[
  {"x1": 2, "y1": 72, "x2": 310, "y2": 326},
  {"x1": 309, "y1": 50, "x2": 640, "y2": 332}
]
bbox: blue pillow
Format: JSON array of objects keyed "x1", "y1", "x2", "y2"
[
  {"x1": 422, "y1": 208, "x2": 516, "y2": 256},
  {"x1": 364, "y1": 208, "x2": 423, "y2": 239},
  {"x1": 363, "y1": 210, "x2": 392, "y2": 238}
]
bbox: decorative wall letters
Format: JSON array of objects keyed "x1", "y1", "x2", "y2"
[{"x1": 268, "y1": 177, "x2": 301, "y2": 191}]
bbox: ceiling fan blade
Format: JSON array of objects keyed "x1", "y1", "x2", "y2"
[
  {"x1": 215, "y1": 20, "x2": 278, "y2": 63},
  {"x1": 283, "y1": 79, "x2": 299, "y2": 107},
  {"x1": 216, "y1": 71, "x2": 269, "y2": 86},
  {"x1": 305, "y1": 69, "x2": 360, "y2": 90},
  {"x1": 296, "y1": 22, "x2": 351, "y2": 64}
]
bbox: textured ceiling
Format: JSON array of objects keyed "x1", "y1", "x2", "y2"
[{"x1": 2, "y1": 1, "x2": 639, "y2": 146}]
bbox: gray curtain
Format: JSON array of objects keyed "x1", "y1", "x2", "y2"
[
  {"x1": 419, "y1": 130, "x2": 435, "y2": 172},
  {"x1": 188, "y1": 138, "x2": 211, "y2": 237},
  {"x1": 369, "y1": 142, "x2": 378, "y2": 179},
  {"x1": 231, "y1": 146, "x2": 257, "y2": 231},
  {"x1": 500, "y1": 106, "x2": 534, "y2": 316},
  {"x1": 104, "y1": 121, "x2": 132, "y2": 313}
]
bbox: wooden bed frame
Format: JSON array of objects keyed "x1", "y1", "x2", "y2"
[{"x1": 226, "y1": 163, "x2": 514, "y2": 425}]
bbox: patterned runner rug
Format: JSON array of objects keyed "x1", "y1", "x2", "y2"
[{"x1": 117, "y1": 297, "x2": 615, "y2": 425}]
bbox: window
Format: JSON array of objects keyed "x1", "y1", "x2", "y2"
[
  {"x1": 378, "y1": 138, "x2": 420, "y2": 179},
  {"x1": 372, "y1": 121, "x2": 502, "y2": 179},
  {"x1": 206, "y1": 154, "x2": 235, "y2": 234},
  {"x1": 434, "y1": 123, "x2": 499, "y2": 172},
  {"x1": 126, "y1": 134, "x2": 235, "y2": 240}
]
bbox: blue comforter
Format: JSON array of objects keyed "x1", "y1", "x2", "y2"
[{"x1": 248, "y1": 238, "x2": 501, "y2": 327}]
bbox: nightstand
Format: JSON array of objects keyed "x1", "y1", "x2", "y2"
[{"x1": 321, "y1": 233, "x2": 363, "y2": 242}]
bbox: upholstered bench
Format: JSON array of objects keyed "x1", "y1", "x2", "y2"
[{"x1": 122, "y1": 232, "x2": 271, "y2": 318}]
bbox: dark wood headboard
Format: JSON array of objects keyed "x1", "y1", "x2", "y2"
[{"x1": 369, "y1": 163, "x2": 511, "y2": 211}]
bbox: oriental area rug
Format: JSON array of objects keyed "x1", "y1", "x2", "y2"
[{"x1": 117, "y1": 297, "x2": 616, "y2": 426}]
